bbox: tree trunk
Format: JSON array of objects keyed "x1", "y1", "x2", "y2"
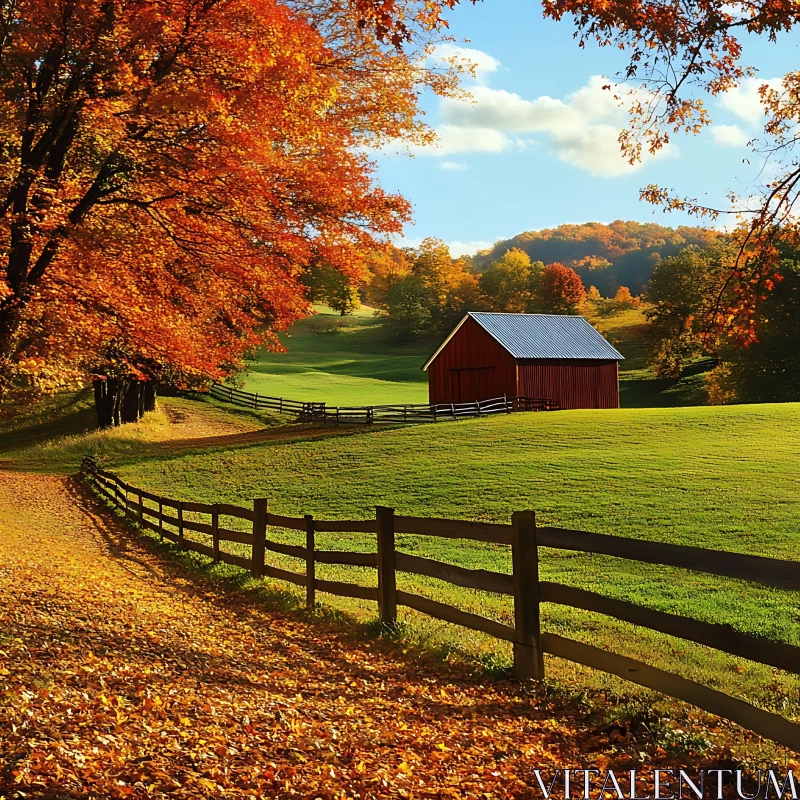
[
  {"x1": 122, "y1": 381, "x2": 142, "y2": 424},
  {"x1": 93, "y1": 377, "x2": 127, "y2": 428},
  {"x1": 93, "y1": 378, "x2": 158, "y2": 427},
  {"x1": 93, "y1": 379, "x2": 112, "y2": 428},
  {"x1": 113, "y1": 381, "x2": 124, "y2": 427},
  {"x1": 143, "y1": 382, "x2": 157, "y2": 412}
]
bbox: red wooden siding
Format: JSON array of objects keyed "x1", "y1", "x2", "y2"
[
  {"x1": 516, "y1": 359, "x2": 619, "y2": 409},
  {"x1": 427, "y1": 317, "x2": 517, "y2": 404}
]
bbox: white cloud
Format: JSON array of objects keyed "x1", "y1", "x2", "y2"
[
  {"x1": 419, "y1": 125, "x2": 512, "y2": 156},
  {"x1": 709, "y1": 124, "x2": 751, "y2": 147},
  {"x1": 392, "y1": 235, "x2": 500, "y2": 257},
  {"x1": 429, "y1": 44, "x2": 501, "y2": 84},
  {"x1": 718, "y1": 77, "x2": 783, "y2": 123},
  {"x1": 448, "y1": 239, "x2": 496, "y2": 257},
  {"x1": 439, "y1": 161, "x2": 469, "y2": 170},
  {"x1": 433, "y1": 76, "x2": 675, "y2": 177}
]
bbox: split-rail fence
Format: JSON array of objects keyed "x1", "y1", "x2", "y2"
[
  {"x1": 206, "y1": 382, "x2": 559, "y2": 424},
  {"x1": 82, "y1": 459, "x2": 800, "y2": 752}
]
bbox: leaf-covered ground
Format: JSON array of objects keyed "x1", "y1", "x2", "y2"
[{"x1": 0, "y1": 470, "x2": 748, "y2": 799}]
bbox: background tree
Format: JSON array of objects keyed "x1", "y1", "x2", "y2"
[
  {"x1": 363, "y1": 248, "x2": 412, "y2": 309},
  {"x1": 537, "y1": 263, "x2": 586, "y2": 314},
  {"x1": 613, "y1": 286, "x2": 638, "y2": 310},
  {"x1": 472, "y1": 221, "x2": 722, "y2": 295},
  {"x1": 643, "y1": 246, "x2": 731, "y2": 377},
  {"x1": 384, "y1": 239, "x2": 479, "y2": 339},
  {"x1": 385, "y1": 275, "x2": 434, "y2": 340},
  {"x1": 479, "y1": 248, "x2": 543, "y2": 312},
  {"x1": 307, "y1": 266, "x2": 362, "y2": 316}
]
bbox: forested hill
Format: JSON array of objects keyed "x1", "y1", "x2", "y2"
[{"x1": 471, "y1": 221, "x2": 722, "y2": 295}]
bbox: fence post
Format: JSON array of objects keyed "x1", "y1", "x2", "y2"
[
  {"x1": 367, "y1": 407, "x2": 374, "y2": 425},
  {"x1": 229, "y1": 386, "x2": 233, "y2": 402},
  {"x1": 252, "y1": 498, "x2": 268, "y2": 578},
  {"x1": 137, "y1": 490, "x2": 144, "y2": 527},
  {"x1": 158, "y1": 498, "x2": 164, "y2": 541},
  {"x1": 376, "y1": 506, "x2": 397, "y2": 626},
  {"x1": 254, "y1": 392, "x2": 258, "y2": 410},
  {"x1": 511, "y1": 510, "x2": 544, "y2": 680},
  {"x1": 177, "y1": 501, "x2": 185, "y2": 549},
  {"x1": 212, "y1": 503, "x2": 220, "y2": 562},
  {"x1": 305, "y1": 514, "x2": 316, "y2": 610}
]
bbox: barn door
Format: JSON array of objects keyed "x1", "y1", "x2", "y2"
[{"x1": 450, "y1": 366, "x2": 497, "y2": 403}]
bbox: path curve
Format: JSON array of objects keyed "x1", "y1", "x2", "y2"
[{"x1": 0, "y1": 471, "x2": 633, "y2": 798}]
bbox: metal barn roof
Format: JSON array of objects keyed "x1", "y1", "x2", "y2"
[{"x1": 423, "y1": 312, "x2": 624, "y2": 370}]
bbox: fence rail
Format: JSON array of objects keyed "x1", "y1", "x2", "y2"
[
  {"x1": 82, "y1": 458, "x2": 800, "y2": 752},
  {"x1": 206, "y1": 382, "x2": 559, "y2": 424}
]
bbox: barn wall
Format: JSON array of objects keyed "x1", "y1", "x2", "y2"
[
  {"x1": 427, "y1": 317, "x2": 517, "y2": 404},
  {"x1": 516, "y1": 359, "x2": 620, "y2": 409}
]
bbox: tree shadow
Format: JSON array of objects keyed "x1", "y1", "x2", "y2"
[{"x1": 0, "y1": 388, "x2": 96, "y2": 451}]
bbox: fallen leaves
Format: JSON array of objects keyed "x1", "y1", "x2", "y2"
[{"x1": 0, "y1": 473, "x2": 768, "y2": 798}]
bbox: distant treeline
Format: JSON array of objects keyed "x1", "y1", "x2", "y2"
[{"x1": 470, "y1": 220, "x2": 722, "y2": 296}]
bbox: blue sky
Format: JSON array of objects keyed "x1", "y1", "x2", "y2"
[{"x1": 373, "y1": 0, "x2": 800, "y2": 255}]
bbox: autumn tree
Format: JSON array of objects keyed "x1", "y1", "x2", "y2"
[
  {"x1": 307, "y1": 266, "x2": 362, "y2": 316},
  {"x1": 0, "y1": 0, "x2": 460, "y2": 424},
  {"x1": 537, "y1": 263, "x2": 586, "y2": 314},
  {"x1": 385, "y1": 238, "x2": 479, "y2": 338},
  {"x1": 479, "y1": 248, "x2": 543, "y2": 312},
  {"x1": 364, "y1": 248, "x2": 412, "y2": 309},
  {"x1": 613, "y1": 286, "x2": 638, "y2": 309},
  {"x1": 708, "y1": 259, "x2": 800, "y2": 404},
  {"x1": 643, "y1": 246, "x2": 737, "y2": 377}
]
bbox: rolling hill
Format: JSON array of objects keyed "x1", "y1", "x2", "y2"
[{"x1": 470, "y1": 220, "x2": 722, "y2": 296}]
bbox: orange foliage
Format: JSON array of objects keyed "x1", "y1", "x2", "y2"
[
  {"x1": 0, "y1": 0, "x2": 460, "y2": 395},
  {"x1": 613, "y1": 286, "x2": 639, "y2": 308},
  {"x1": 538, "y1": 263, "x2": 586, "y2": 314}
]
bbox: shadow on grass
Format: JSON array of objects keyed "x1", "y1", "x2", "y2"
[{"x1": 0, "y1": 387, "x2": 96, "y2": 451}]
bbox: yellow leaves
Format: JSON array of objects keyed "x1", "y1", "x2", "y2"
[{"x1": 1, "y1": 469, "x2": 753, "y2": 800}]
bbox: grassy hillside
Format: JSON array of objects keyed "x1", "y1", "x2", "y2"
[
  {"x1": 97, "y1": 401, "x2": 800, "y2": 724},
  {"x1": 242, "y1": 304, "x2": 711, "y2": 408},
  {"x1": 242, "y1": 305, "x2": 435, "y2": 406}
]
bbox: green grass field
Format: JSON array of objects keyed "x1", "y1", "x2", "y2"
[
  {"x1": 242, "y1": 306, "x2": 435, "y2": 406},
  {"x1": 240, "y1": 304, "x2": 710, "y2": 409},
  {"x1": 38, "y1": 398, "x2": 790, "y2": 730}
]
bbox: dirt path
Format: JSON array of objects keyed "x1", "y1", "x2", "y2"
[{"x1": 0, "y1": 472, "x2": 639, "y2": 799}]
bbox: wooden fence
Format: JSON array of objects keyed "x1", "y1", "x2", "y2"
[
  {"x1": 206, "y1": 382, "x2": 559, "y2": 424},
  {"x1": 82, "y1": 459, "x2": 800, "y2": 751}
]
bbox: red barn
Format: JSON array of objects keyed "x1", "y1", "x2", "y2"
[{"x1": 423, "y1": 312, "x2": 624, "y2": 410}]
